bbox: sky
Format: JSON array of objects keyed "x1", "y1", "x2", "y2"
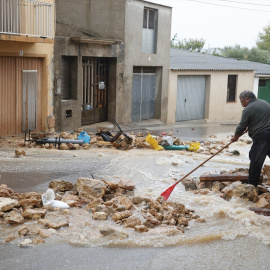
[{"x1": 149, "y1": 0, "x2": 270, "y2": 49}]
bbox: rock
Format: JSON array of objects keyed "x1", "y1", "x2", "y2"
[
  {"x1": 22, "y1": 208, "x2": 47, "y2": 219},
  {"x1": 92, "y1": 212, "x2": 108, "y2": 220},
  {"x1": 222, "y1": 183, "x2": 258, "y2": 202},
  {"x1": 209, "y1": 148, "x2": 218, "y2": 155},
  {"x1": 18, "y1": 226, "x2": 29, "y2": 236},
  {"x1": 99, "y1": 225, "x2": 128, "y2": 239},
  {"x1": 106, "y1": 181, "x2": 119, "y2": 190},
  {"x1": 131, "y1": 196, "x2": 147, "y2": 204},
  {"x1": 49, "y1": 180, "x2": 74, "y2": 192},
  {"x1": 38, "y1": 228, "x2": 56, "y2": 238},
  {"x1": 47, "y1": 220, "x2": 69, "y2": 230},
  {"x1": 0, "y1": 184, "x2": 15, "y2": 197},
  {"x1": 212, "y1": 181, "x2": 225, "y2": 193},
  {"x1": 106, "y1": 196, "x2": 133, "y2": 211},
  {"x1": 146, "y1": 213, "x2": 160, "y2": 226},
  {"x1": 177, "y1": 217, "x2": 189, "y2": 226},
  {"x1": 123, "y1": 217, "x2": 142, "y2": 228},
  {"x1": 18, "y1": 192, "x2": 42, "y2": 208},
  {"x1": 119, "y1": 179, "x2": 136, "y2": 191},
  {"x1": 112, "y1": 210, "x2": 132, "y2": 221},
  {"x1": 257, "y1": 185, "x2": 269, "y2": 194},
  {"x1": 136, "y1": 142, "x2": 153, "y2": 149},
  {"x1": 134, "y1": 225, "x2": 149, "y2": 233},
  {"x1": 181, "y1": 178, "x2": 197, "y2": 191},
  {"x1": 4, "y1": 233, "x2": 17, "y2": 243},
  {"x1": 256, "y1": 197, "x2": 270, "y2": 209},
  {"x1": 19, "y1": 239, "x2": 33, "y2": 247},
  {"x1": 85, "y1": 198, "x2": 104, "y2": 210},
  {"x1": 59, "y1": 143, "x2": 69, "y2": 150},
  {"x1": 15, "y1": 149, "x2": 26, "y2": 157},
  {"x1": 4, "y1": 210, "x2": 24, "y2": 224},
  {"x1": 0, "y1": 197, "x2": 18, "y2": 212},
  {"x1": 32, "y1": 237, "x2": 45, "y2": 244},
  {"x1": 76, "y1": 177, "x2": 106, "y2": 200},
  {"x1": 263, "y1": 164, "x2": 270, "y2": 179}
]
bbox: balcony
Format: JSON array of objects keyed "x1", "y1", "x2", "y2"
[{"x1": 0, "y1": 0, "x2": 55, "y2": 43}]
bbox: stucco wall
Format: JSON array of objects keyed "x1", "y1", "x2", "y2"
[
  {"x1": 115, "y1": 0, "x2": 171, "y2": 123},
  {"x1": 168, "y1": 70, "x2": 255, "y2": 123}
]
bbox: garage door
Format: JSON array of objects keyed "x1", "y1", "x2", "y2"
[
  {"x1": 176, "y1": 75, "x2": 206, "y2": 121},
  {"x1": 0, "y1": 57, "x2": 43, "y2": 136}
]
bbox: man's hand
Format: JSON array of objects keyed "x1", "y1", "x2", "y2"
[{"x1": 231, "y1": 134, "x2": 240, "y2": 142}]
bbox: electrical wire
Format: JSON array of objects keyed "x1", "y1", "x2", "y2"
[
  {"x1": 188, "y1": 0, "x2": 270, "y2": 12},
  {"x1": 219, "y1": 0, "x2": 270, "y2": 7}
]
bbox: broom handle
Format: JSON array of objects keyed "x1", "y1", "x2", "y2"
[{"x1": 176, "y1": 139, "x2": 237, "y2": 184}]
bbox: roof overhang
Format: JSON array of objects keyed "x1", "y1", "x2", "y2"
[
  {"x1": 0, "y1": 33, "x2": 54, "y2": 44},
  {"x1": 71, "y1": 37, "x2": 122, "y2": 45}
]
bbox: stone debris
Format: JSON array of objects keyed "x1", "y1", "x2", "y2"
[
  {"x1": 1, "y1": 132, "x2": 270, "y2": 247},
  {"x1": 0, "y1": 177, "x2": 205, "y2": 246}
]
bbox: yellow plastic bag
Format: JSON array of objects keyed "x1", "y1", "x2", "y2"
[
  {"x1": 188, "y1": 142, "x2": 200, "y2": 152},
  {"x1": 145, "y1": 133, "x2": 164, "y2": 151}
]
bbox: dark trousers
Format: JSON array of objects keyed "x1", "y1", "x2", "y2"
[{"x1": 249, "y1": 130, "x2": 270, "y2": 186}]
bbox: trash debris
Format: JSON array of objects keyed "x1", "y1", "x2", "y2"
[
  {"x1": 42, "y1": 189, "x2": 69, "y2": 209},
  {"x1": 145, "y1": 133, "x2": 164, "y2": 151},
  {"x1": 161, "y1": 136, "x2": 173, "y2": 146},
  {"x1": 97, "y1": 119, "x2": 133, "y2": 144},
  {"x1": 78, "y1": 131, "x2": 91, "y2": 144}
]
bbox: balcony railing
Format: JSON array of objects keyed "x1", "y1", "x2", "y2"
[{"x1": 0, "y1": 0, "x2": 55, "y2": 38}]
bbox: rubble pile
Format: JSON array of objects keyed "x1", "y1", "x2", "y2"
[
  {"x1": 0, "y1": 178, "x2": 205, "y2": 247},
  {"x1": 0, "y1": 130, "x2": 253, "y2": 156}
]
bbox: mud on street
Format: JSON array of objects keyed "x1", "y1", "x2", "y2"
[{"x1": 0, "y1": 124, "x2": 270, "y2": 270}]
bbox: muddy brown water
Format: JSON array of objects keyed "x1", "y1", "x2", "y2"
[{"x1": 0, "y1": 125, "x2": 270, "y2": 270}]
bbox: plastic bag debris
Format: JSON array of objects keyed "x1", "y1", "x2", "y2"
[
  {"x1": 42, "y1": 188, "x2": 69, "y2": 209},
  {"x1": 78, "y1": 131, "x2": 91, "y2": 144},
  {"x1": 161, "y1": 136, "x2": 173, "y2": 146}
]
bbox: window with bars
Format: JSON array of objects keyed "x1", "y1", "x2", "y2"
[{"x1": 227, "y1": 75, "x2": 237, "y2": 102}]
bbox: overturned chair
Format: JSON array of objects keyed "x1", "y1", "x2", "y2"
[{"x1": 97, "y1": 119, "x2": 133, "y2": 144}]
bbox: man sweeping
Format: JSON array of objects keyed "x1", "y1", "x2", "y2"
[{"x1": 231, "y1": 90, "x2": 270, "y2": 187}]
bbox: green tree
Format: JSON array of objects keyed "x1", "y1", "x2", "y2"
[
  {"x1": 222, "y1": 45, "x2": 249, "y2": 60},
  {"x1": 222, "y1": 45, "x2": 270, "y2": 64},
  {"x1": 247, "y1": 47, "x2": 270, "y2": 64},
  {"x1": 171, "y1": 34, "x2": 205, "y2": 51},
  {"x1": 257, "y1": 25, "x2": 270, "y2": 51}
]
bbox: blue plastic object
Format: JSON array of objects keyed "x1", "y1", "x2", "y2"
[
  {"x1": 78, "y1": 131, "x2": 91, "y2": 144},
  {"x1": 163, "y1": 145, "x2": 188, "y2": 150}
]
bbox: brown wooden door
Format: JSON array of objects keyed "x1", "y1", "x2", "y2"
[
  {"x1": 81, "y1": 58, "x2": 108, "y2": 125},
  {"x1": 0, "y1": 56, "x2": 43, "y2": 136}
]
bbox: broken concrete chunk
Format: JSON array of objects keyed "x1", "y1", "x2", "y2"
[
  {"x1": 22, "y1": 208, "x2": 47, "y2": 220},
  {"x1": 112, "y1": 210, "x2": 132, "y2": 221},
  {"x1": 222, "y1": 183, "x2": 258, "y2": 202},
  {"x1": 76, "y1": 177, "x2": 106, "y2": 200},
  {"x1": 92, "y1": 212, "x2": 108, "y2": 220},
  {"x1": 0, "y1": 197, "x2": 18, "y2": 212},
  {"x1": 4, "y1": 210, "x2": 24, "y2": 224},
  {"x1": 49, "y1": 180, "x2": 74, "y2": 192}
]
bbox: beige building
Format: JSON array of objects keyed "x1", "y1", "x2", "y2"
[
  {"x1": 168, "y1": 49, "x2": 270, "y2": 123},
  {"x1": 0, "y1": 0, "x2": 55, "y2": 136}
]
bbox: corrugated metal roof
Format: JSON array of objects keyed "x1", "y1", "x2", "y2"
[{"x1": 170, "y1": 48, "x2": 270, "y2": 75}]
